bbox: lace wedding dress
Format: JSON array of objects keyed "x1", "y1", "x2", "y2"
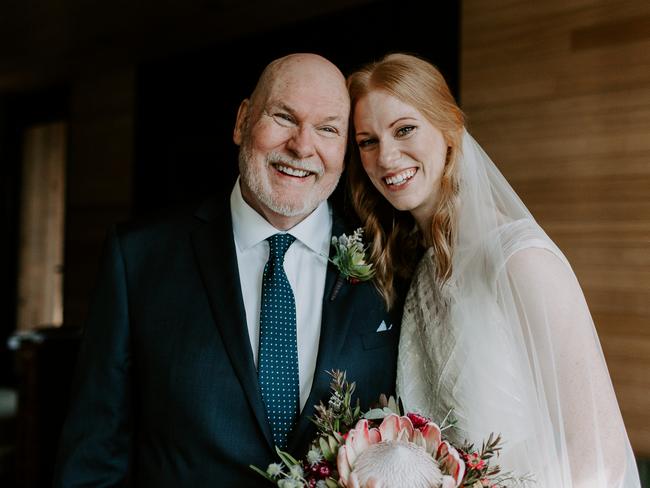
[{"x1": 396, "y1": 132, "x2": 641, "y2": 487}]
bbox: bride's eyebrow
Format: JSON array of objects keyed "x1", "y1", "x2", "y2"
[{"x1": 389, "y1": 117, "x2": 418, "y2": 128}]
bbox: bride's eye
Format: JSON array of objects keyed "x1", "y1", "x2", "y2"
[
  {"x1": 395, "y1": 125, "x2": 416, "y2": 137},
  {"x1": 357, "y1": 137, "x2": 377, "y2": 149}
]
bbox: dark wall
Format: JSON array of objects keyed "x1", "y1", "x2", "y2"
[
  {"x1": 134, "y1": 0, "x2": 460, "y2": 217},
  {"x1": 0, "y1": 97, "x2": 20, "y2": 387}
]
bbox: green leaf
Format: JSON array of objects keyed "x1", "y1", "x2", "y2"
[
  {"x1": 319, "y1": 437, "x2": 333, "y2": 461},
  {"x1": 327, "y1": 434, "x2": 339, "y2": 455},
  {"x1": 249, "y1": 465, "x2": 276, "y2": 483},
  {"x1": 275, "y1": 446, "x2": 300, "y2": 467},
  {"x1": 363, "y1": 407, "x2": 391, "y2": 420}
]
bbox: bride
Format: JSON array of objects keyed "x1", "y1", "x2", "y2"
[{"x1": 346, "y1": 53, "x2": 641, "y2": 487}]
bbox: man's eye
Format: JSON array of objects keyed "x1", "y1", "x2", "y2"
[
  {"x1": 396, "y1": 125, "x2": 416, "y2": 137},
  {"x1": 274, "y1": 113, "x2": 295, "y2": 124},
  {"x1": 319, "y1": 126, "x2": 339, "y2": 135}
]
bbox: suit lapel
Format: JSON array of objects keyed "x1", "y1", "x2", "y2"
[
  {"x1": 190, "y1": 197, "x2": 274, "y2": 449},
  {"x1": 288, "y1": 214, "x2": 356, "y2": 452}
]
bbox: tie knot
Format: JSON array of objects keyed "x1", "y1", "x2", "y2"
[{"x1": 267, "y1": 233, "x2": 295, "y2": 260}]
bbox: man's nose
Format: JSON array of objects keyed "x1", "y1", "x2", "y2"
[{"x1": 286, "y1": 126, "x2": 315, "y2": 160}]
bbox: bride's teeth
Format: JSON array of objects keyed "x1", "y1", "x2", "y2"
[
  {"x1": 385, "y1": 169, "x2": 416, "y2": 185},
  {"x1": 276, "y1": 165, "x2": 310, "y2": 177}
]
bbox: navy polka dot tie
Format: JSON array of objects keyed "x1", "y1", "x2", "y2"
[{"x1": 258, "y1": 233, "x2": 299, "y2": 449}]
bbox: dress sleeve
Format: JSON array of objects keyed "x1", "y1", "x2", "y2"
[
  {"x1": 506, "y1": 247, "x2": 639, "y2": 487},
  {"x1": 53, "y1": 225, "x2": 132, "y2": 487}
]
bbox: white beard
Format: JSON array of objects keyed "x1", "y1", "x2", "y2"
[{"x1": 238, "y1": 144, "x2": 339, "y2": 218}]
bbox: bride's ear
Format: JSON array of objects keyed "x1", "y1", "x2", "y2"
[{"x1": 445, "y1": 146, "x2": 452, "y2": 165}]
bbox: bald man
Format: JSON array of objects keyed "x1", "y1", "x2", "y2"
[{"x1": 53, "y1": 54, "x2": 401, "y2": 487}]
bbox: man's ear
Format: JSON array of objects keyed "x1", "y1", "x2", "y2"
[{"x1": 233, "y1": 99, "x2": 250, "y2": 145}]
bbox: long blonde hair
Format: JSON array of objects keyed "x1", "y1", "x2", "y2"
[{"x1": 347, "y1": 53, "x2": 465, "y2": 308}]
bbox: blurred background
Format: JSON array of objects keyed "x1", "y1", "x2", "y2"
[{"x1": 0, "y1": 0, "x2": 648, "y2": 486}]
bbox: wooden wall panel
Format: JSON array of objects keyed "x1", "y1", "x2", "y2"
[
  {"x1": 462, "y1": 0, "x2": 650, "y2": 456},
  {"x1": 16, "y1": 123, "x2": 66, "y2": 331}
]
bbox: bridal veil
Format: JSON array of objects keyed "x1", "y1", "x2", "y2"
[{"x1": 397, "y1": 130, "x2": 641, "y2": 487}]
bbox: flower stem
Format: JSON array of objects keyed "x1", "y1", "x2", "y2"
[{"x1": 329, "y1": 274, "x2": 345, "y2": 301}]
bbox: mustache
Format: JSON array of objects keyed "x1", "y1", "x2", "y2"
[{"x1": 266, "y1": 152, "x2": 324, "y2": 176}]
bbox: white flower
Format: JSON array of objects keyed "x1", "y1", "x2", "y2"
[
  {"x1": 288, "y1": 464, "x2": 304, "y2": 479},
  {"x1": 278, "y1": 479, "x2": 303, "y2": 488},
  {"x1": 307, "y1": 448, "x2": 323, "y2": 465},
  {"x1": 329, "y1": 391, "x2": 344, "y2": 411},
  {"x1": 350, "y1": 228, "x2": 364, "y2": 246},
  {"x1": 267, "y1": 462, "x2": 284, "y2": 477}
]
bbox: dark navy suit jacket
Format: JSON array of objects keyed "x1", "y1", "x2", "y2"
[{"x1": 53, "y1": 195, "x2": 401, "y2": 487}]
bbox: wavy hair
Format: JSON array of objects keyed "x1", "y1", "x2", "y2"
[{"x1": 347, "y1": 53, "x2": 465, "y2": 308}]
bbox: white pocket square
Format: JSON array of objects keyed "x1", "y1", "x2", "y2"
[{"x1": 376, "y1": 320, "x2": 393, "y2": 332}]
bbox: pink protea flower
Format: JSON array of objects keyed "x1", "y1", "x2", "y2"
[{"x1": 337, "y1": 414, "x2": 465, "y2": 488}]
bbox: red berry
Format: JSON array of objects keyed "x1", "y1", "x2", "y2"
[
  {"x1": 318, "y1": 464, "x2": 331, "y2": 478},
  {"x1": 407, "y1": 412, "x2": 430, "y2": 429}
]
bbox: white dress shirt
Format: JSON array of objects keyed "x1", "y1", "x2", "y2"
[{"x1": 230, "y1": 178, "x2": 331, "y2": 410}]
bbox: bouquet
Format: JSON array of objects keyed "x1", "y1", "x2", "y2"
[{"x1": 252, "y1": 370, "x2": 531, "y2": 488}]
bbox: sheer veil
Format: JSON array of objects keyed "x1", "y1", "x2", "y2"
[{"x1": 396, "y1": 130, "x2": 641, "y2": 487}]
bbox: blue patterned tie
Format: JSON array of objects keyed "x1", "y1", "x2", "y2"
[{"x1": 258, "y1": 233, "x2": 299, "y2": 448}]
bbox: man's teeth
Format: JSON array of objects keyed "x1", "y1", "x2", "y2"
[
  {"x1": 384, "y1": 169, "x2": 416, "y2": 186},
  {"x1": 275, "y1": 164, "x2": 311, "y2": 177}
]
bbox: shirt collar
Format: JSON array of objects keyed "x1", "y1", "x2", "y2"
[{"x1": 230, "y1": 177, "x2": 332, "y2": 256}]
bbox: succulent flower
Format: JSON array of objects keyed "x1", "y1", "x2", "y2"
[
  {"x1": 337, "y1": 414, "x2": 465, "y2": 488},
  {"x1": 329, "y1": 228, "x2": 375, "y2": 283},
  {"x1": 328, "y1": 228, "x2": 375, "y2": 300}
]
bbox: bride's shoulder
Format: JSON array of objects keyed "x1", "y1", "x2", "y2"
[
  {"x1": 496, "y1": 219, "x2": 567, "y2": 267},
  {"x1": 493, "y1": 218, "x2": 578, "y2": 287},
  {"x1": 506, "y1": 246, "x2": 567, "y2": 275},
  {"x1": 504, "y1": 245, "x2": 582, "y2": 306}
]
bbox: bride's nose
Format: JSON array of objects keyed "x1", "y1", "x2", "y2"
[{"x1": 377, "y1": 140, "x2": 400, "y2": 169}]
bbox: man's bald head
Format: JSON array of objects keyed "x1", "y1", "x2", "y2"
[{"x1": 247, "y1": 53, "x2": 349, "y2": 119}]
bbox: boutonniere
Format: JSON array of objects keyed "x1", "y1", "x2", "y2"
[{"x1": 328, "y1": 228, "x2": 375, "y2": 301}]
